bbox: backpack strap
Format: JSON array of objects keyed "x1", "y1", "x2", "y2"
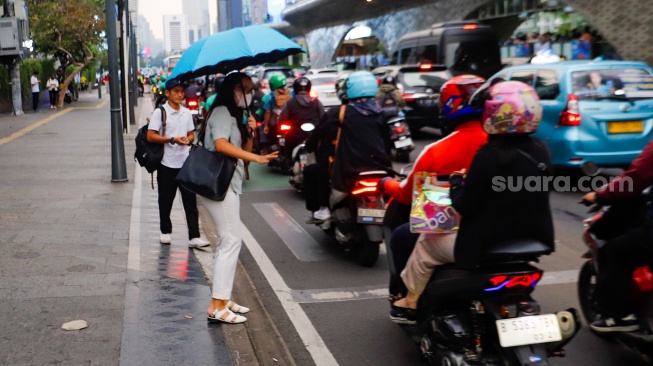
[
  {"x1": 158, "y1": 106, "x2": 167, "y2": 136},
  {"x1": 329, "y1": 104, "x2": 347, "y2": 177},
  {"x1": 517, "y1": 148, "x2": 549, "y2": 172}
]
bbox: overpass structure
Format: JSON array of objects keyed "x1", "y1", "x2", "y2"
[{"x1": 277, "y1": 0, "x2": 653, "y2": 68}]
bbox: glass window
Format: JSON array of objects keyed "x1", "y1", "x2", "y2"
[
  {"x1": 571, "y1": 68, "x2": 653, "y2": 100},
  {"x1": 509, "y1": 70, "x2": 536, "y2": 86},
  {"x1": 534, "y1": 69, "x2": 560, "y2": 99},
  {"x1": 309, "y1": 76, "x2": 336, "y2": 86},
  {"x1": 445, "y1": 40, "x2": 502, "y2": 78},
  {"x1": 414, "y1": 44, "x2": 438, "y2": 63},
  {"x1": 400, "y1": 71, "x2": 448, "y2": 89},
  {"x1": 399, "y1": 48, "x2": 413, "y2": 64}
]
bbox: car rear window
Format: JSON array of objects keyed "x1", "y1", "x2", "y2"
[
  {"x1": 400, "y1": 71, "x2": 448, "y2": 90},
  {"x1": 571, "y1": 68, "x2": 653, "y2": 100},
  {"x1": 310, "y1": 76, "x2": 336, "y2": 86},
  {"x1": 534, "y1": 70, "x2": 560, "y2": 100},
  {"x1": 263, "y1": 69, "x2": 294, "y2": 80}
]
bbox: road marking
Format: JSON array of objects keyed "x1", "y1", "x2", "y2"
[
  {"x1": 0, "y1": 99, "x2": 109, "y2": 146},
  {"x1": 252, "y1": 202, "x2": 330, "y2": 262},
  {"x1": 241, "y1": 224, "x2": 339, "y2": 366},
  {"x1": 287, "y1": 269, "x2": 581, "y2": 304}
]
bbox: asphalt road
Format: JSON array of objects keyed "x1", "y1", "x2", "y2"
[{"x1": 236, "y1": 127, "x2": 647, "y2": 366}]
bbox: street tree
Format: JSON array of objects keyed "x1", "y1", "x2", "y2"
[{"x1": 27, "y1": 0, "x2": 106, "y2": 107}]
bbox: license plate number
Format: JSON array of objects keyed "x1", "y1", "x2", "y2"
[
  {"x1": 607, "y1": 120, "x2": 643, "y2": 134},
  {"x1": 357, "y1": 208, "x2": 385, "y2": 218},
  {"x1": 496, "y1": 314, "x2": 562, "y2": 348},
  {"x1": 394, "y1": 138, "x2": 413, "y2": 149},
  {"x1": 418, "y1": 99, "x2": 435, "y2": 106}
]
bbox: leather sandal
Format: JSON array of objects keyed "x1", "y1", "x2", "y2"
[
  {"x1": 207, "y1": 308, "x2": 247, "y2": 324},
  {"x1": 227, "y1": 300, "x2": 250, "y2": 314}
]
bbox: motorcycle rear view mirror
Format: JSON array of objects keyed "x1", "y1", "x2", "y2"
[{"x1": 300, "y1": 123, "x2": 315, "y2": 132}]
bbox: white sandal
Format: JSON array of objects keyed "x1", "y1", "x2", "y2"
[
  {"x1": 207, "y1": 308, "x2": 247, "y2": 324},
  {"x1": 227, "y1": 300, "x2": 250, "y2": 314}
]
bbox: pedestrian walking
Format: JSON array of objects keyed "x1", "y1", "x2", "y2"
[
  {"x1": 30, "y1": 71, "x2": 40, "y2": 112},
  {"x1": 146, "y1": 78, "x2": 210, "y2": 249},
  {"x1": 201, "y1": 72, "x2": 278, "y2": 324},
  {"x1": 46, "y1": 73, "x2": 59, "y2": 109}
]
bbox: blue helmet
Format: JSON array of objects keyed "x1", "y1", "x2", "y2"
[{"x1": 346, "y1": 71, "x2": 378, "y2": 99}]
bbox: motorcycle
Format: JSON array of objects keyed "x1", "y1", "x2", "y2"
[
  {"x1": 386, "y1": 115, "x2": 414, "y2": 163},
  {"x1": 577, "y1": 198, "x2": 653, "y2": 361},
  {"x1": 309, "y1": 170, "x2": 389, "y2": 267},
  {"x1": 184, "y1": 92, "x2": 205, "y2": 129},
  {"x1": 382, "y1": 168, "x2": 580, "y2": 365},
  {"x1": 289, "y1": 123, "x2": 318, "y2": 191},
  {"x1": 271, "y1": 119, "x2": 314, "y2": 175}
]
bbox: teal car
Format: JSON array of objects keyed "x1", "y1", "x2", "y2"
[{"x1": 490, "y1": 60, "x2": 653, "y2": 169}]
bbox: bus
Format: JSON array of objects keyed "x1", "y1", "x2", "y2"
[
  {"x1": 163, "y1": 54, "x2": 182, "y2": 76},
  {"x1": 391, "y1": 21, "x2": 502, "y2": 79}
]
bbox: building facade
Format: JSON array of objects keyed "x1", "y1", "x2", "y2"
[
  {"x1": 163, "y1": 15, "x2": 189, "y2": 55},
  {"x1": 183, "y1": 0, "x2": 211, "y2": 43}
]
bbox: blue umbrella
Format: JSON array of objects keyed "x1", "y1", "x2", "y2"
[{"x1": 169, "y1": 25, "x2": 305, "y2": 81}]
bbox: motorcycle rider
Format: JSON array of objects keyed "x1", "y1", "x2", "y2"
[
  {"x1": 330, "y1": 71, "x2": 391, "y2": 200},
  {"x1": 261, "y1": 75, "x2": 291, "y2": 154},
  {"x1": 582, "y1": 140, "x2": 653, "y2": 332},
  {"x1": 375, "y1": 75, "x2": 405, "y2": 118},
  {"x1": 303, "y1": 76, "x2": 348, "y2": 222},
  {"x1": 389, "y1": 80, "x2": 554, "y2": 322},
  {"x1": 278, "y1": 76, "x2": 326, "y2": 169},
  {"x1": 378, "y1": 75, "x2": 488, "y2": 322}
]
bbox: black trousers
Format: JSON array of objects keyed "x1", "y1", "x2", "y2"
[
  {"x1": 596, "y1": 226, "x2": 653, "y2": 317},
  {"x1": 49, "y1": 90, "x2": 57, "y2": 106},
  {"x1": 303, "y1": 163, "x2": 330, "y2": 212},
  {"x1": 32, "y1": 92, "x2": 39, "y2": 111},
  {"x1": 156, "y1": 165, "x2": 200, "y2": 240},
  {"x1": 389, "y1": 222, "x2": 420, "y2": 298}
]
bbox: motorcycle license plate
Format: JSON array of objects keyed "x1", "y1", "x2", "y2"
[
  {"x1": 357, "y1": 208, "x2": 385, "y2": 224},
  {"x1": 299, "y1": 154, "x2": 308, "y2": 164},
  {"x1": 190, "y1": 110, "x2": 198, "y2": 115},
  {"x1": 394, "y1": 137, "x2": 413, "y2": 149},
  {"x1": 496, "y1": 314, "x2": 562, "y2": 348}
]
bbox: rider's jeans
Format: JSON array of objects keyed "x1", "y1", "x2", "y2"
[
  {"x1": 596, "y1": 226, "x2": 653, "y2": 317},
  {"x1": 401, "y1": 233, "x2": 456, "y2": 296}
]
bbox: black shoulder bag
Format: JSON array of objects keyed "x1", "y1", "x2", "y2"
[{"x1": 175, "y1": 110, "x2": 238, "y2": 201}]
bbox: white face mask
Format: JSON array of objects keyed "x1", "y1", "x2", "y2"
[{"x1": 235, "y1": 91, "x2": 252, "y2": 109}]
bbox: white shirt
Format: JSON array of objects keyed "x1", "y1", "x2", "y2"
[
  {"x1": 30, "y1": 75, "x2": 39, "y2": 93},
  {"x1": 46, "y1": 78, "x2": 59, "y2": 91},
  {"x1": 148, "y1": 102, "x2": 195, "y2": 169}
]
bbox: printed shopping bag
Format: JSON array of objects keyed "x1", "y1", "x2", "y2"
[{"x1": 409, "y1": 172, "x2": 460, "y2": 234}]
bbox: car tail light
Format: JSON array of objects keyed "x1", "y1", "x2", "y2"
[
  {"x1": 352, "y1": 179, "x2": 380, "y2": 196},
  {"x1": 393, "y1": 125, "x2": 406, "y2": 134},
  {"x1": 279, "y1": 123, "x2": 292, "y2": 132},
  {"x1": 401, "y1": 92, "x2": 415, "y2": 102},
  {"x1": 484, "y1": 271, "x2": 543, "y2": 292},
  {"x1": 463, "y1": 24, "x2": 478, "y2": 30},
  {"x1": 419, "y1": 63, "x2": 432, "y2": 70},
  {"x1": 310, "y1": 91, "x2": 318, "y2": 98},
  {"x1": 559, "y1": 94, "x2": 581, "y2": 126}
]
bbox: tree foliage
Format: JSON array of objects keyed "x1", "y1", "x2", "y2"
[{"x1": 27, "y1": 0, "x2": 106, "y2": 106}]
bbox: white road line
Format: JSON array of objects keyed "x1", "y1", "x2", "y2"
[
  {"x1": 252, "y1": 202, "x2": 330, "y2": 262},
  {"x1": 241, "y1": 224, "x2": 339, "y2": 366},
  {"x1": 286, "y1": 269, "x2": 581, "y2": 304}
]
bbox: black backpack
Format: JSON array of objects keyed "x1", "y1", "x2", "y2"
[
  {"x1": 380, "y1": 90, "x2": 400, "y2": 118},
  {"x1": 135, "y1": 107, "x2": 166, "y2": 184}
]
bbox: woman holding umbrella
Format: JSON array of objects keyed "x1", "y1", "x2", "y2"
[{"x1": 201, "y1": 72, "x2": 278, "y2": 324}]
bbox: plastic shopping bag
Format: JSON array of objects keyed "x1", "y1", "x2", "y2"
[{"x1": 409, "y1": 172, "x2": 460, "y2": 234}]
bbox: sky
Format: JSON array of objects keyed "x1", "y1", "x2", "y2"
[{"x1": 139, "y1": 0, "x2": 285, "y2": 41}]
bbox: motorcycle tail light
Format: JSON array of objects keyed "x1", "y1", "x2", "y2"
[
  {"x1": 187, "y1": 100, "x2": 198, "y2": 109},
  {"x1": 352, "y1": 179, "x2": 380, "y2": 196},
  {"x1": 401, "y1": 93, "x2": 415, "y2": 102},
  {"x1": 633, "y1": 266, "x2": 653, "y2": 293},
  {"x1": 310, "y1": 91, "x2": 318, "y2": 98},
  {"x1": 279, "y1": 123, "x2": 292, "y2": 132},
  {"x1": 484, "y1": 271, "x2": 543, "y2": 292},
  {"x1": 393, "y1": 126, "x2": 406, "y2": 134}
]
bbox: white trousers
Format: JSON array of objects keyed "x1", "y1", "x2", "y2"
[
  {"x1": 198, "y1": 190, "x2": 242, "y2": 300},
  {"x1": 401, "y1": 232, "x2": 456, "y2": 296}
]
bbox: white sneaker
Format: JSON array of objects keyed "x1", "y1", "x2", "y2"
[
  {"x1": 313, "y1": 207, "x2": 331, "y2": 221},
  {"x1": 189, "y1": 237, "x2": 210, "y2": 248},
  {"x1": 159, "y1": 234, "x2": 171, "y2": 244}
]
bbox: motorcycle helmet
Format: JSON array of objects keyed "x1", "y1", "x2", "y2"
[
  {"x1": 293, "y1": 76, "x2": 312, "y2": 94},
  {"x1": 346, "y1": 71, "x2": 378, "y2": 100},
  {"x1": 159, "y1": 75, "x2": 167, "y2": 82},
  {"x1": 381, "y1": 75, "x2": 396, "y2": 86},
  {"x1": 439, "y1": 74, "x2": 486, "y2": 132},
  {"x1": 335, "y1": 73, "x2": 349, "y2": 102},
  {"x1": 470, "y1": 80, "x2": 543, "y2": 135},
  {"x1": 269, "y1": 74, "x2": 287, "y2": 91}
]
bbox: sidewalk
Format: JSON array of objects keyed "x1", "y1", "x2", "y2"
[{"x1": 0, "y1": 93, "x2": 275, "y2": 365}]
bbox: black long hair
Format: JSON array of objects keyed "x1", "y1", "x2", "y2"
[
  {"x1": 206, "y1": 72, "x2": 251, "y2": 146},
  {"x1": 482, "y1": 134, "x2": 549, "y2": 168}
]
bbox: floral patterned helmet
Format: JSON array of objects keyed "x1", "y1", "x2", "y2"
[{"x1": 478, "y1": 80, "x2": 543, "y2": 135}]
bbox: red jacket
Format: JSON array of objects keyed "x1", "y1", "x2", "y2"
[
  {"x1": 383, "y1": 121, "x2": 488, "y2": 204},
  {"x1": 596, "y1": 140, "x2": 653, "y2": 203}
]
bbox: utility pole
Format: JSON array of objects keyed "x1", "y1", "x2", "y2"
[
  {"x1": 106, "y1": 0, "x2": 128, "y2": 182},
  {"x1": 5, "y1": 0, "x2": 23, "y2": 115}
]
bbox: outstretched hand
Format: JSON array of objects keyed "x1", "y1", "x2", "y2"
[
  {"x1": 256, "y1": 151, "x2": 279, "y2": 165},
  {"x1": 452, "y1": 168, "x2": 467, "y2": 178}
]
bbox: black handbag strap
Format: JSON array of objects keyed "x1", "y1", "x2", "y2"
[{"x1": 517, "y1": 148, "x2": 548, "y2": 172}]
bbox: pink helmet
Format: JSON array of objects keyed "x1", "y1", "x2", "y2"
[{"x1": 480, "y1": 81, "x2": 543, "y2": 135}]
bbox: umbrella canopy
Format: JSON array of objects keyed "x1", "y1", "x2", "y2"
[{"x1": 169, "y1": 25, "x2": 305, "y2": 81}]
